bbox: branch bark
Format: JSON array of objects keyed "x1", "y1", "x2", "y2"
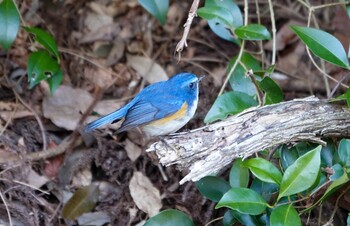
[{"x1": 146, "y1": 97, "x2": 350, "y2": 184}]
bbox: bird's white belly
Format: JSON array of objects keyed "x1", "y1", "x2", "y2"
[{"x1": 142, "y1": 98, "x2": 198, "y2": 137}]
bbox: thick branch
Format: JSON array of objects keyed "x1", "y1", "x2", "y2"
[{"x1": 146, "y1": 97, "x2": 350, "y2": 184}]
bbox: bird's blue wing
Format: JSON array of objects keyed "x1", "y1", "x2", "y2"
[{"x1": 117, "y1": 98, "x2": 182, "y2": 132}]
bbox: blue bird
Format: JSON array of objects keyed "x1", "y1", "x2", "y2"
[{"x1": 84, "y1": 72, "x2": 201, "y2": 137}]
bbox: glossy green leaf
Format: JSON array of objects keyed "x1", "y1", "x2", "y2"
[
  {"x1": 195, "y1": 176, "x2": 231, "y2": 202},
  {"x1": 204, "y1": 91, "x2": 258, "y2": 123},
  {"x1": 0, "y1": 0, "x2": 20, "y2": 51},
  {"x1": 321, "y1": 140, "x2": 336, "y2": 167},
  {"x1": 229, "y1": 53, "x2": 262, "y2": 96},
  {"x1": 200, "y1": 0, "x2": 242, "y2": 43},
  {"x1": 251, "y1": 178, "x2": 279, "y2": 202},
  {"x1": 320, "y1": 172, "x2": 349, "y2": 202},
  {"x1": 216, "y1": 188, "x2": 267, "y2": 215},
  {"x1": 24, "y1": 27, "x2": 60, "y2": 61},
  {"x1": 338, "y1": 139, "x2": 350, "y2": 167},
  {"x1": 290, "y1": 26, "x2": 350, "y2": 69},
  {"x1": 230, "y1": 210, "x2": 260, "y2": 226},
  {"x1": 278, "y1": 146, "x2": 321, "y2": 199},
  {"x1": 347, "y1": 213, "x2": 350, "y2": 226},
  {"x1": 346, "y1": 87, "x2": 350, "y2": 108},
  {"x1": 279, "y1": 145, "x2": 299, "y2": 170},
  {"x1": 257, "y1": 77, "x2": 283, "y2": 105},
  {"x1": 330, "y1": 164, "x2": 344, "y2": 181},
  {"x1": 229, "y1": 158, "x2": 249, "y2": 188},
  {"x1": 144, "y1": 209, "x2": 194, "y2": 226},
  {"x1": 242, "y1": 158, "x2": 282, "y2": 185},
  {"x1": 61, "y1": 184, "x2": 99, "y2": 220},
  {"x1": 270, "y1": 204, "x2": 301, "y2": 226},
  {"x1": 47, "y1": 68, "x2": 63, "y2": 94},
  {"x1": 222, "y1": 210, "x2": 237, "y2": 226},
  {"x1": 138, "y1": 0, "x2": 168, "y2": 26},
  {"x1": 27, "y1": 51, "x2": 62, "y2": 93},
  {"x1": 197, "y1": 6, "x2": 234, "y2": 30},
  {"x1": 235, "y1": 24, "x2": 271, "y2": 40}
]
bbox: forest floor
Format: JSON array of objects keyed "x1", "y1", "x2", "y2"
[{"x1": 0, "y1": 0, "x2": 350, "y2": 225}]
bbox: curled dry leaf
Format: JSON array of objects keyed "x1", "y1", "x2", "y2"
[
  {"x1": 129, "y1": 171, "x2": 162, "y2": 217},
  {"x1": 127, "y1": 54, "x2": 168, "y2": 83},
  {"x1": 43, "y1": 85, "x2": 93, "y2": 130},
  {"x1": 124, "y1": 138, "x2": 142, "y2": 161}
]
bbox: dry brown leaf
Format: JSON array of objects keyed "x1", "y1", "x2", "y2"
[
  {"x1": 265, "y1": 20, "x2": 303, "y2": 51},
  {"x1": 27, "y1": 168, "x2": 50, "y2": 189},
  {"x1": 127, "y1": 54, "x2": 168, "y2": 83},
  {"x1": 43, "y1": 85, "x2": 93, "y2": 130},
  {"x1": 124, "y1": 138, "x2": 142, "y2": 161},
  {"x1": 84, "y1": 10, "x2": 113, "y2": 32},
  {"x1": 129, "y1": 171, "x2": 162, "y2": 217},
  {"x1": 80, "y1": 24, "x2": 119, "y2": 44},
  {"x1": 84, "y1": 67, "x2": 113, "y2": 88},
  {"x1": 106, "y1": 37, "x2": 125, "y2": 66}
]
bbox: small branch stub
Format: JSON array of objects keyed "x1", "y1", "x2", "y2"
[{"x1": 146, "y1": 97, "x2": 350, "y2": 184}]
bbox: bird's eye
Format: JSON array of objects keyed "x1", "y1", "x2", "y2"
[{"x1": 188, "y1": 82, "x2": 195, "y2": 88}]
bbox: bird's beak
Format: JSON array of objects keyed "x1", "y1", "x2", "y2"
[{"x1": 199, "y1": 75, "x2": 206, "y2": 81}]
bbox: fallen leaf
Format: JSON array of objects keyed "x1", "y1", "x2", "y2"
[
  {"x1": 84, "y1": 67, "x2": 113, "y2": 88},
  {"x1": 77, "y1": 212, "x2": 111, "y2": 226},
  {"x1": 106, "y1": 37, "x2": 125, "y2": 67},
  {"x1": 129, "y1": 171, "x2": 162, "y2": 217},
  {"x1": 61, "y1": 184, "x2": 100, "y2": 220},
  {"x1": 265, "y1": 20, "x2": 303, "y2": 51},
  {"x1": 27, "y1": 168, "x2": 50, "y2": 189},
  {"x1": 42, "y1": 85, "x2": 93, "y2": 130},
  {"x1": 80, "y1": 24, "x2": 119, "y2": 44},
  {"x1": 127, "y1": 54, "x2": 168, "y2": 83},
  {"x1": 124, "y1": 138, "x2": 142, "y2": 161}
]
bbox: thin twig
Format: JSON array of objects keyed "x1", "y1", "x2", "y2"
[
  {"x1": 217, "y1": 0, "x2": 249, "y2": 97},
  {"x1": 0, "y1": 190, "x2": 12, "y2": 226},
  {"x1": 175, "y1": 0, "x2": 200, "y2": 61},
  {"x1": 267, "y1": 0, "x2": 276, "y2": 65}
]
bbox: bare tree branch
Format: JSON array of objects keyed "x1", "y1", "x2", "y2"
[{"x1": 147, "y1": 97, "x2": 350, "y2": 184}]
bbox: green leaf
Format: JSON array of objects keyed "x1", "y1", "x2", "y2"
[
  {"x1": 230, "y1": 210, "x2": 260, "y2": 226},
  {"x1": 200, "y1": 0, "x2": 243, "y2": 43},
  {"x1": 144, "y1": 209, "x2": 194, "y2": 226},
  {"x1": 321, "y1": 140, "x2": 337, "y2": 167},
  {"x1": 47, "y1": 68, "x2": 63, "y2": 95},
  {"x1": 242, "y1": 158, "x2": 282, "y2": 185},
  {"x1": 270, "y1": 204, "x2": 301, "y2": 226},
  {"x1": 23, "y1": 27, "x2": 60, "y2": 61},
  {"x1": 229, "y1": 158, "x2": 249, "y2": 188},
  {"x1": 27, "y1": 51, "x2": 62, "y2": 93},
  {"x1": 290, "y1": 26, "x2": 350, "y2": 69},
  {"x1": 279, "y1": 145, "x2": 299, "y2": 170},
  {"x1": 251, "y1": 178, "x2": 279, "y2": 202},
  {"x1": 0, "y1": 0, "x2": 20, "y2": 51},
  {"x1": 278, "y1": 146, "x2": 321, "y2": 199},
  {"x1": 235, "y1": 24, "x2": 271, "y2": 40},
  {"x1": 195, "y1": 176, "x2": 231, "y2": 202},
  {"x1": 197, "y1": 6, "x2": 234, "y2": 30},
  {"x1": 204, "y1": 91, "x2": 258, "y2": 123},
  {"x1": 222, "y1": 210, "x2": 237, "y2": 226},
  {"x1": 216, "y1": 188, "x2": 267, "y2": 215},
  {"x1": 321, "y1": 172, "x2": 349, "y2": 202},
  {"x1": 338, "y1": 139, "x2": 350, "y2": 167},
  {"x1": 330, "y1": 164, "x2": 344, "y2": 181},
  {"x1": 346, "y1": 87, "x2": 350, "y2": 108},
  {"x1": 257, "y1": 77, "x2": 283, "y2": 105},
  {"x1": 61, "y1": 184, "x2": 99, "y2": 220},
  {"x1": 229, "y1": 53, "x2": 262, "y2": 96},
  {"x1": 138, "y1": 0, "x2": 168, "y2": 26}
]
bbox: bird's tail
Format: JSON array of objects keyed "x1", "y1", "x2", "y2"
[{"x1": 84, "y1": 108, "x2": 128, "y2": 132}]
